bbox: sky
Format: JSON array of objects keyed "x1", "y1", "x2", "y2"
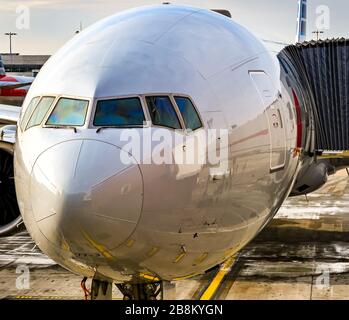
[{"x1": 0, "y1": 0, "x2": 348, "y2": 55}]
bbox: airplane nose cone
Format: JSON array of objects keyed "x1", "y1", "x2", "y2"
[{"x1": 30, "y1": 140, "x2": 143, "y2": 253}]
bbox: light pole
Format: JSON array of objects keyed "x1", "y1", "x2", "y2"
[
  {"x1": 4, "y1": 32, "x2": 17, "y2": 67},
  {"x1": 312, "y1": 30, "x2": 324, "y2": 41}
]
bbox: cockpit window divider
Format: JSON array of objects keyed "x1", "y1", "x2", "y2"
[{"x1": 169, "y1": 95, "x2": 186, "y2": 131}]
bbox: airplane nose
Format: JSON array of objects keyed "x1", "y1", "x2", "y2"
[{"x1": 30, "y1": 139, "x2": 143, "y2": 253}]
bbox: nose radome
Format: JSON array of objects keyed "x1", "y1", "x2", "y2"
[{"x1": 30, "y1": 139, "x2": 143, "y2": 252}]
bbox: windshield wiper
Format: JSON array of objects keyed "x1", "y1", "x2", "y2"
[
  {"x1": 96, "y1": 125, "x2": 142, "y2": 133},
  {"x1": 96, "y1": 126, "x2": 115, "y2": 133},
  {"x1": 46, "y1": 126, "x2": 77, "y2": 133}
]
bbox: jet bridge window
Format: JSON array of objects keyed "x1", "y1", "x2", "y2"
[
  {"x1": 26, "y1": 96, "x2": 55, "y2": 130},
  {"x1": 46, "y1": 98, "x2": 89, "y2": 126},
  {"x1": 94, "y1": 97, "x2": 145, "y2": 127},
  {"x1": 146, "y1": 96, "x2": 182, "y2": 130},
  {"x1": 174, "y1": 96, "x2": 203, "y2": 131}
]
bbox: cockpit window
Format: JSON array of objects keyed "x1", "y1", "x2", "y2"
[
  {"x1": 46, "y1": 98, "x2": 89, "y2": 126},
  {"x1": 26, "y1": 96, "x2": 55, "y2": 130},
  {"x1": 174, "y1": 96, "x2": 203, "y2": 131},
  {"x1": 146, "y1": 96, "x2": 182, "y2": 130},
  {"x1": 20, "y1": 97, "x2": 40, "y2": 131},
  {"x1": 94, "y1": 97, "x2": 145, "y2": 127}
]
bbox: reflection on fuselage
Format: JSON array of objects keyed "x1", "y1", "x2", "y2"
[{"x1": 15, "y1": 5, "x2": 301, "y2": 282}]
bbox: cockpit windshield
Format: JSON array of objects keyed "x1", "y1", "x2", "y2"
[
  {"x1": 94, "y1": 97, "x2": 145, "y2": 127},
  {"x1": 46, "y1": 98, "x2": 89, "y2": 126},
  {"x1": 26, "y1": 96, "x2": 55, "y2": 130}
]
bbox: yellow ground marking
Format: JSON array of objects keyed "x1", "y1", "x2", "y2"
[{"x1": 200, "y1": 256, "x2": 237, "y2": 301}]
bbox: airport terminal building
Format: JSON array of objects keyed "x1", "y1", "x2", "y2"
[{"x1": 1, "y1": 53, "x2": 50, "y2": 76}]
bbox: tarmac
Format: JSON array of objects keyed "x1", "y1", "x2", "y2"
[{"x1": 1, "y1": 170, "x2": 349, "y2": 300}]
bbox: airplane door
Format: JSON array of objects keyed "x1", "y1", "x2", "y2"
[
  {"x1": 266, "y1": 103, "x2": 287, "y2": 172},
  {"x1": 249, "y1": 71, "x2": 286, "y2": 172}
]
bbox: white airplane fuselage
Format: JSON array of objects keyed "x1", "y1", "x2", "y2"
[{"x1": 14, "y1": 5, "x2": 302, "y2": 282}]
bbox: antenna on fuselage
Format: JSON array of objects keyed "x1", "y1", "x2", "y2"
[
  {"x1": 75, "y1": 22, "x2": 83, "y2": 34},
  {"x1": 211, "y1": 9, "x2": 232, "y2": 18},
  {"x1": 295, "y1": 0, "x2": 307, "y2": 43}
]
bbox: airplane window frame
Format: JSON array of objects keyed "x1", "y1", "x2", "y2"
[
  {"x1": 173, "y1": 95, "x2": 203, "y2": 132},
  {"x1": 145, "y1": 95, "x2": 183, "y2": 131},
  {"x1": 89, "y1": 95, "x2": 149, "y2": 129},
  {"x1": 93, "y1": 96, "x2": 146, "y2": 128},
  {"x1": 20, "y1": 96, "x2": 40, "y2": 131},
  {"x1": 87, "y1": 93, "x2": 203, "y2": 133},
  {"x1": 25, "y1": 96, "x2": 56, "y2": 131},
  {"x1": 45, "y1": 97, "x2": 89, "y2": 127}
]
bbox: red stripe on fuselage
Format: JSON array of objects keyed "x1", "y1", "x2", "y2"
[{"x1": 292, "y1": 89, "x2": 302, "y2": 149}]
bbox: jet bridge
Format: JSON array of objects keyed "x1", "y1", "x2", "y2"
[{"x1": 279, "y1": 38, "x2": 349, "y2": 152}]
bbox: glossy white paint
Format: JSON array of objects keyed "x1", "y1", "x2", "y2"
[{"x1": 14, "y1": 5, "x2": 302, "y2": 282}]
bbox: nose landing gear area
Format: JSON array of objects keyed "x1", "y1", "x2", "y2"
[
  {"x1": 1, "y1": 170, "x2": 349, "y2": 300},
  {"x1": 80, "y1": 277, "x2": 164, "y2": 300},
  {"x1": 116, "y1": 282, "x2": 163, "y2": 301}
]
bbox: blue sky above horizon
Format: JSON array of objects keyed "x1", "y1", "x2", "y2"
[{"x1": 0, "y1": 0, "x2": 347, "y2": 55}]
